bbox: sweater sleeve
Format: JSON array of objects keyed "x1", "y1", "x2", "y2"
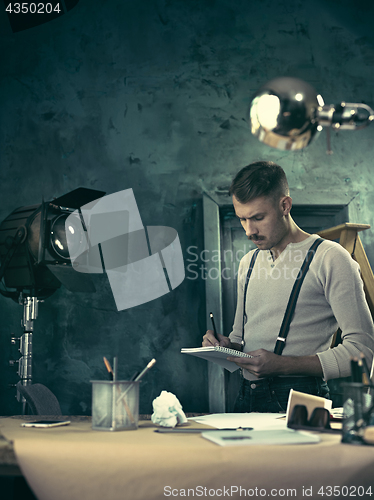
[{"x1": 315, "y1": 244, "x2": 374, "y2": 380}]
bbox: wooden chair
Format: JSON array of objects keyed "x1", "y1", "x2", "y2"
[{"x1": 317, "y1": 223, "x2": 374, "y2": 347}]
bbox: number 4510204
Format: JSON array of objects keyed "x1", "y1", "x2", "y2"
[{"x1": 5, "y1": 3, "x2": 61, "y2": 14}]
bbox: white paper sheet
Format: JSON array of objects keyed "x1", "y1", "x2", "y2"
[
  {"x1": 189, "y1": 413, "x2": 287, "y2": 430},
  {"x1": 201, "y1": 428, "x2": 320, "y2": 446}
]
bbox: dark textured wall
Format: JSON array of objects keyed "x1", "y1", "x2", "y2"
[{"x1": 1, "y1": 0, "x2": 374, "y2": 415}]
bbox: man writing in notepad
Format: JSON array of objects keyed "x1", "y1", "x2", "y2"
[{"x1": 202, "y1": 161, "x2": 374, "y2": 412}]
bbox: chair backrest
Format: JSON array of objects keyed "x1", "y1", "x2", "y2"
[
  {"x1": 318, "y1": 223, "x2": 374, "y2": 347},
  {"x1": 16, "y1": 381, "x2": 62, "y2": 416}
]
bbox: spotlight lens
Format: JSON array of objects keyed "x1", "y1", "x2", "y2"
[
  {"x1": 55, "y1": 239, "x2": 64, "y2": 251},
  {"x1": 50, "y1": 214, "x2": 85, "y2": 260}
]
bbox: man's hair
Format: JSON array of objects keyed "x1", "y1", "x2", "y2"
[{"x1": 229, "y1": 161, "x2": 289, "y2": 204}]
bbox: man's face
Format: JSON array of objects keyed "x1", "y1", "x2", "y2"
[{"x1": 232, "y1": 195, "x2": 288, "y2": 251}]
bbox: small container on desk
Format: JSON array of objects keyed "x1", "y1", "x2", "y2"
[
  {"x1": 91, "y1": 380, "x2": 140, "y2": 431},
  {"x1": 341, "y1": 382, "x2": 373, "y2": 444}
]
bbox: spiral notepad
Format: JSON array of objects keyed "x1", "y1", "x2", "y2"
[{"x1": 181, "y1": 346, "x2": 252, "y2": 372}]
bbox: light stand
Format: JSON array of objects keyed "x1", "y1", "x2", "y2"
[
  {"x1": 10, "y1": 295, "x2": 38, "y2": 414},
  {"x1": 0, "y1": 187, "x2": 105, "y2": 413}
]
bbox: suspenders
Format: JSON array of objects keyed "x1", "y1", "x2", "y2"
[
  {"x1": 241, "y1": 249, "x2": 260, "y2": 349},
  {"x1": 241, "y1": 238, "x2": 324, "y2": 355}
]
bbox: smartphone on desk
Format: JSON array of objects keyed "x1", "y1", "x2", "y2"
[{"x1": 21, "y1": 420, "x2": 71, "y2": 428}]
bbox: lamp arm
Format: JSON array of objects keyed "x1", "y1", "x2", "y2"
[{"x1": 317, "y1": 102, "x2": 374, "y2": 130}]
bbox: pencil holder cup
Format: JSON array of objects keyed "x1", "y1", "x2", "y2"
[
  {"x1": 341, "y1": 382, "x2": 372, "y2": 444},
  {"x1": 91, "y1": 380, "x2": 140, "y2": 431}
]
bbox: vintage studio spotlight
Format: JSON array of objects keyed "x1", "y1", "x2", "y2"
[
  {"x1": 0, "y1": 187, "x2": 105, "y2": 412},
  {"x1": 249, "y1": 76, "x2": 374, "y2": 151}
]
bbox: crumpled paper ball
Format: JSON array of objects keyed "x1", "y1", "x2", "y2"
[{"x1": 151, "y1": 390, "x2": 188, "y2": 427}]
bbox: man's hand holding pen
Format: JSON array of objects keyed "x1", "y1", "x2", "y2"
[
  {"x1": 203, "y1": 311, "x2": 234, "y2": 348},
  {"x1": 201, "y1": 329, "x2": 277, "y2": 376},
  {"x1": 202, "y1": 330, "x2": 232, "y2": 348}
]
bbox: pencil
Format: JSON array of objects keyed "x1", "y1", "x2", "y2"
[
  {"x1": 209, "y1": 312, "x2": 219, "y2": 342},
  {"x1": 103, "y1": 356, "x2": 114, "y2": 380}
]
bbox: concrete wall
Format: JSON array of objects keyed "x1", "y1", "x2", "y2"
[{"x1": 0, "y1": 0, "x2": 373, "y2": 415}]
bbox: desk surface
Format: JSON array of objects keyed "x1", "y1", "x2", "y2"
[
  {"x1": 0, "y1": 428, "x2": 18, "y2": 475},
  {"x1": 1, "y1": 415, "x2": 373, "y2": 500},
  {"x1": 0, "y1": 416, "x2": 94, "y2": 476}
]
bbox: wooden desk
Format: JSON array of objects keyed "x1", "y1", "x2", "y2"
[
  {"x1": 0, "y1": 416, "x2": 93, "y2": 477},
  {"x1": 1, "y1": 415, "x2": 374, "y2": 500}
]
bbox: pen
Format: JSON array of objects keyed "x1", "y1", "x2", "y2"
[
  {"x1": 115, "y1": 358, "x2": 157, "y2": 405},
  {"x1": 154, "y1": 427, "x2": 253, "y2": 433},
  {"x1": 134, "y1": 358, "x2": 157, "y2": 382},
  {"x1": 209, "y1": 312, "x2": 219, "y2": 342},
  {"x1": 130, "y1": 371, "x2": 140, "y2": 381}
]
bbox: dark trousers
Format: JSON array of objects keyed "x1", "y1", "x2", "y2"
[{"x1": 233, "y1": 375, "x2": 330, "y2": 413}]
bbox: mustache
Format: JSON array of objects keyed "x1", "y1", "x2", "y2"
[{"x1": 249, "y1": 235, "x2": 265, "y2": 241}]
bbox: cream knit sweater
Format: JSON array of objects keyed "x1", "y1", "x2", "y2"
[{"x1": 229, "y1": 235, "x2": 374, "y2": 381}]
